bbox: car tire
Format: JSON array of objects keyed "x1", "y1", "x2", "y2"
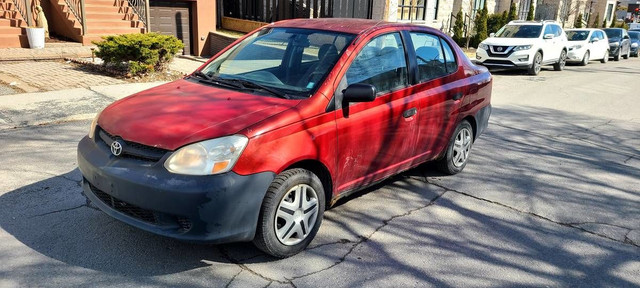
[
  {"x1": 580, "y1": 51, "x2": 590, "y2": 66},
  {"x1": 601, "y1": 50, "x2": 609, "y2": 63},
  {"x1": 253, "y1": 168, "x2": 325, "y2": 258},
  {"x1": 614, "y1": 49, "x2": 620, "y2": 61},
  {"x1": 437, "y1": 120, "x2": 474, "y2": 175},
  {"x1": 553, "y1": 49, "x2": 567, "y2": 71},
  {"x1": 528, "y1": 52, "x2": 542, "y2": 75}
]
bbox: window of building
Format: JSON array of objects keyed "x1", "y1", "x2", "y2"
[
  {"x1": 398, "y1": 0, "x2": 427, "y2": 21},
  {"x1": 606, "y1": 3, "x2": 614, "y2": 21},
  {"x1": 518, "y1": 0, "x2": 531, "y2": 20}
]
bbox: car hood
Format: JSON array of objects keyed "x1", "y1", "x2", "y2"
[
  {"x1": 481, "y1": 37, "x2": 539, "y2": 46},
  {"x1": 609, "y1": 37, "x2": 621, "y2": 43},
  {"x1": 98, "y1": 79, "x2": 301, "y2": 151}
]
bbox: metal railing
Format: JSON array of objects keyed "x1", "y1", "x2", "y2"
[
  {"x1": 63, "y1": 0, "x2": 86, "y2": 34},
  {"x1": 127, "y1": 0, "x2": 150, "y2": 32},
  {"x1": 11, "y1": 0, "x2": 33, "y2": 26}
]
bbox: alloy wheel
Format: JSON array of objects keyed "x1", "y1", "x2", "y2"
[
  {"x1": 275, "y1": 184, "x2": 319, "y2": 246},
  {"x1": 452, "y1": 127, "x2": 472, "y2": 167},
  {"x1": 534, "y1": 53, "x2": 542, "y2": 74}
]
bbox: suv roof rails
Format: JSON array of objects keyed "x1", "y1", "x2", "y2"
[{"x1": 507, "y1": 20, "x2": 558, "y2": 24}]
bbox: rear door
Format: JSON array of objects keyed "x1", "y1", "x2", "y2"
[
  {"x1": 334, "y1": 31, "x2": 419, "y2": 192},
  {"x1": 407, "y1": 31, "x2": 467, "y2": 162}
]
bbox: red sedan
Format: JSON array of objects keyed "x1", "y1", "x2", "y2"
[{"x1": 77, "y1": 18, "x2": 492, "y2": 258}]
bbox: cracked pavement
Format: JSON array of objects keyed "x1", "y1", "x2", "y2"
[{"x1": 1, "y1": 61, "x2": 639, "y2": 287}]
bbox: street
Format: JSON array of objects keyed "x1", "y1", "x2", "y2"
[{"x1": 0, "y1": 59, "x2": 638, "y2": 287}]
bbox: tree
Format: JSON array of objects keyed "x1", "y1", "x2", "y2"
[
  {"x1": 527, "y1": 0, "x2": 535, "y2": 21},
  {"x1": 508, "y1": 2, "x2": 518, "y2": 21},
  {"x1": 591, "y1": 13, "x2": 599, "y2": 28},
  {"x1": 559, "y1": 0, "x2": 579, "y2": 27},
  {"x1": 574, "y1": 13, "x2": 583, "y2": 28},
  {"x1": 501, "y1": 10, "x2": 509, "y2": 26},
  {"x1": 487, "y1": 13, "x2": 505, "y2": 34},
  {"x1": 602, "y1": 17, "x2": 607, "y2": 28},
  {"x1": 473, "y1": 4, "x2": 489, "y2": 47},
  {"x1": 453, "y1": 10, "x2": 465, "y2": 46}
]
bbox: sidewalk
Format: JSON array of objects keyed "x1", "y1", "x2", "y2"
[{"x1": 0, "y1": 82, "x2": 167, "y2": 130}]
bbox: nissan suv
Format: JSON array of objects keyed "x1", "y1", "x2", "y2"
[{"x1": 476, "y1": 20, "x2": 568, "y2": 75}]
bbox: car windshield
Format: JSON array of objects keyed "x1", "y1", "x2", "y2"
[
  {"x1": 629, "y1": 32, "x2": 640, "y2": 40},
  {"x1": 566, "y1": 30, "x2": 590, "y2": 41},
  {"x1": 198, "y1": 27, "x2": 355, "y2": 98},
  {"x1": 604, "y1": 29, "x2": 621, "y2": 38},
  {"x1": 494, "y1": 25, "x2": 542, "y2": 38}
]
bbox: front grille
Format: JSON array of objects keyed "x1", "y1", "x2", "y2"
[
  {"x1": 482, "y1": 59, "x2": 517, "y2": 67},
  {"x1": 488, "y1": 45, "x2": 515, "y2": 58},
  {"x1": 89, "y1": 183, "x2": 157, "y2": 224},
  {"x1": 97, "y1": 126, "x2": 169, "y2": 162}
]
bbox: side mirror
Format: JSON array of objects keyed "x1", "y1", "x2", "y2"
[
  {"x1": 624, "y1": 35, "x2": 630, "y2": 39},
  {"x1": 489, "y1": 32, "x2": 495, "y2": 37},
  {"x1": 343, "y1": 83, "x2": 376, "y2": 103},
  {"x1": 591, "y1": 38, "x2": 599, "y2": 43},
  {"x1": 543, "y1": 34, "x2": 554, "y2": 39}
]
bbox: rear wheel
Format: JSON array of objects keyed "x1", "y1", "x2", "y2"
[
  {"x1": 253, "y1": 168, "x2": 325, "y2": 258},
  {"x1": 580, "y1": 51, "x2": 590, "y2": 66},
  {"x1": 528, "y1": 52, "x2": 542, "y2": 75},
  {"x1": 553, "y1": 50, "x2": 567, "y2": 71},
  {"x1": 437, "y1": 120, "x2": 474, "y2": 175},
  {"x1": 601, "y1": 50, "x2": 609, "y2": 63}
]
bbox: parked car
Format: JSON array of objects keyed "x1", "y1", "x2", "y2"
[
  {"x1": 77, "y1": 19, "x2": 492, "y2": 258},
  {"x1": 565, "y1": 28, "x2": 610, "y2": 65},
  {"x1": 476, "y1": 20, "x2": 568, "y2": 75},
  {"x1": 629, "y1": 31, "x2": 640, "y2": 57},
  {"x1": 603, "y1": 28, "x2": 631, "y2": 60}
]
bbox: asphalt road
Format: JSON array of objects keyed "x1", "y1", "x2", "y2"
[{"x1": 1, "y1": 59, "x2": 639, "y2": 287}]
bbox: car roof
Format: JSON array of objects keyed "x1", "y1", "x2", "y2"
[
  {"x1": 566, "y1": 28, "x2": 600, "y2": 31},
  {"x1": 268, "y1": 18, "x2": 426, "y2": 35}
]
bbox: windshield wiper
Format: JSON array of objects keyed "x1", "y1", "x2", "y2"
[
  {"x1": 191, "y1": 72, "x2": 244, "y2": 89},
  {"x1": 225, "y1": 78, "x2": 290, "y2": 99}
]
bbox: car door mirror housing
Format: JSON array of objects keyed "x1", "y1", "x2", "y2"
[
  {"x1": 624, "y1": 35, "x2": 630, "y2": 39},
  {"x1": 543, "y1": 34, "x2": 554, "y2": 39},
  {"x1": 343, "y1": 83, "x2": 376, "y2": 103},
  {"x1": 591, "y1": 38, "x2": 599, "y2": 43}
]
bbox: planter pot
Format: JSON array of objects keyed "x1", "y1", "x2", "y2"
[{"x1": 26, "y1": 27, "x2": 45, "y2": 49}]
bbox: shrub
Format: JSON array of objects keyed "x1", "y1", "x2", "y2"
[
  {"x1": 93, "y1": 33, "x2": 184, "y2": 76},
  {"x1": 453, "y1": 10, "x2": 465, "y2": 46},
  {"x1": 508, "y1": 2, "x2": 518, "y2": 21},
  {"x1": 591, "y1": 13, "x2": 599, "y2": 28},
  {"x1": 487, "y1": 13, "x2": 504, "y2": 34},
  {"x1": 575, "y1": 13, "x2": 583, "y2": 28},
  {"x1": 527, "y1": 0, "x2": 535, "y2": 20},
  {"x1": 472, "y1": 4, "x2": 488, "y2": 47}
]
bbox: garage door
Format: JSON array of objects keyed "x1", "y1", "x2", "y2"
[{"x1": 149, "y1": 1, "x2": 191, "y2": 55}]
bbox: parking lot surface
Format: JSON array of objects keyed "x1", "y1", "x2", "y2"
[{"x1": 0, "y1": 60, "x2": 638, "y2": 287}]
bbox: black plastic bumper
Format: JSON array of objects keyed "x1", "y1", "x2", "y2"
[
  {"x1": 475, "y1": 104, "x2": 491, "y2": 138},
  {"x1": 77, "y1": 136, "x2": 275, "y2": 244}
]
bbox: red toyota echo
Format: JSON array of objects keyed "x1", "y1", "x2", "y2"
[{"x1": 77, "y1": 18, "x2": 492, "y2": 258}]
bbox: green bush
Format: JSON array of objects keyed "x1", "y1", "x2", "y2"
[
  {"x1": 527, "y1": 1, "x2": 535, "y2": 20},
  {"x1": 508, "y1": 2, "x2": 518, "y2": 21},
  {"x1": 453, "y1": 10, "x2": 465, "y2": 46},
  {"x1": 93, "y1": 33, "x2": 184, "y2": 76},
  {"x1": 487, "y1": 13, "x2": 504, "y2": 34},
  {"x1": 472, "y1": 4, "x2": 489, "y2": 47}
]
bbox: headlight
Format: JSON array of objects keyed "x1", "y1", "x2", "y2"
[
  {"x1": 610, "y1": 42, "x2": 619, "y2": 46},
  {"x1": 568, "y1": 45, "x2": 583, "y2": 51},
  {"x1": 513, "y1": 45, "x2": 532, "y2": 51},
  {"x1": 632, "y1": 43, "x2": 638, "y2": 48},
  {"x1": 88, "y1": 111, "x2": 101, "y2": 139},
  {"x1": 479, "y1": 43, "x2": 489, "y2": 50},
  {"x1": 164, "y1": 135, "x2": 249, "y2": 175}
]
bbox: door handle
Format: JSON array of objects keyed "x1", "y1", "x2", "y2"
[
  {"x1": 452, "y1": 92, "x2": 464, "y2": 100},
  {"x1": 403, "y1": 108, "x2": 417, "y2": 118}
]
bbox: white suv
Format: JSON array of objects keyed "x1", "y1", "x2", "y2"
[{"x1": 476, "y1": 21, "x2": 569, "y2": 75}]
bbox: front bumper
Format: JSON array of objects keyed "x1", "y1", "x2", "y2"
[
  {"x1": 631, "y1": 46, "x2": 638, "y2": 55},
  {"x1": 475, "y1": 48, "x2": 532, "y2": 70},
  {"x1": 77, "y1": 136, "x2": 275, "y2": 244},
  {"x1": 609, "y1": 44, "x2": 620, "y2": 56},
  {"x1": 567, "y1": 48, "x2": 586, "y2": 62}
]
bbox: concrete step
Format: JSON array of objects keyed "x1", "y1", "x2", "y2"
[
  {"x1": 84, "y1": 5, "x2": 134, "y2": 14},
  {"x1": 0, "y1": 10, "x2": 20, "y2": 19},
  {"x1": 83, "y1": 11, "x2": 138, "y2": 21},
  {"x1": 0, "y1": 25, "x2": 23, "y2": 34},
  {"x1": 85, "y1": 27, "x2": 143, "y2": 35},
  {"x1": 0, "y1": 1, "x2": 14, "y2": 10},
  {"x1": 87, "y1": 19, "x2": 142, "y2": 28},
  {"x1": 0, "y1": 34, "x2": 27, "y2": 48},
  {"x1": 82, "y1": 31, "x2": 143, "y2": 45},
  {"x1": 0, "y1": 18, "x2": 25, "y2": 27}
]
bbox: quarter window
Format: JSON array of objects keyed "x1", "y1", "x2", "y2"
[
  {"x1": 410, "y1": 32, "x2": 448, "y2": 81},
  {"x1": 440, "y1": 38, "x2": 457, "y2": 73},
  {"x1": 345, "y1": 33, "x2": 408, "y2": 95}
]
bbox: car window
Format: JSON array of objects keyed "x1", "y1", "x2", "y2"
[
  {"x1": 440, "y1": 38, "x2": 458, "y2": 73},
  {"x1": 543, "y1": 25, "x2": 554, "y2": 37},
  {"x1": 553, "y1": 25, "x2": 562, "y2": 37},
  {"x1": 410, "y1": 32, "x2": 448, "y2": 82},
  {"x1": 598, "y1": 31, "x2": 605, "y2": 40},
  {"x1": 345, "y1": 33, "x2": 408, "y2": 95}
]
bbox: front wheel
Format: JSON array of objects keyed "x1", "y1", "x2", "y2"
[
  {"x1": 623, "y1": 47, "x2": 630, "y2": 59},
  {"x1": 601, "y1": 50, "x2": 609, "y2": 63},
  {"x1": 253, "y1": 168, "x2": 325, "y2": 258},
  {"x1": 437, "y1": 120, "x2": 474, "y2": 175},
  {"x1": 614, "y1": 49, "x2": 621, "y2": 61},
  {"x1": 580, "y1": 51, "x2": 590, "y2": 66},
  {"x1": 553, "y1": 50, "x2": 567, "y2": 71},
  {"x1": 528, "y1": 52, "x2": 542, "y2": 75}
]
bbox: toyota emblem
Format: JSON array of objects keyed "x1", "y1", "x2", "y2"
[{"x1": 111, "y1": 140, "x2": 123, "y2": 156}]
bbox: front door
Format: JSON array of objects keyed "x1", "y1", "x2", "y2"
[{"x1": 334, "y1": 32, "x2": 419, "y2": 193}]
